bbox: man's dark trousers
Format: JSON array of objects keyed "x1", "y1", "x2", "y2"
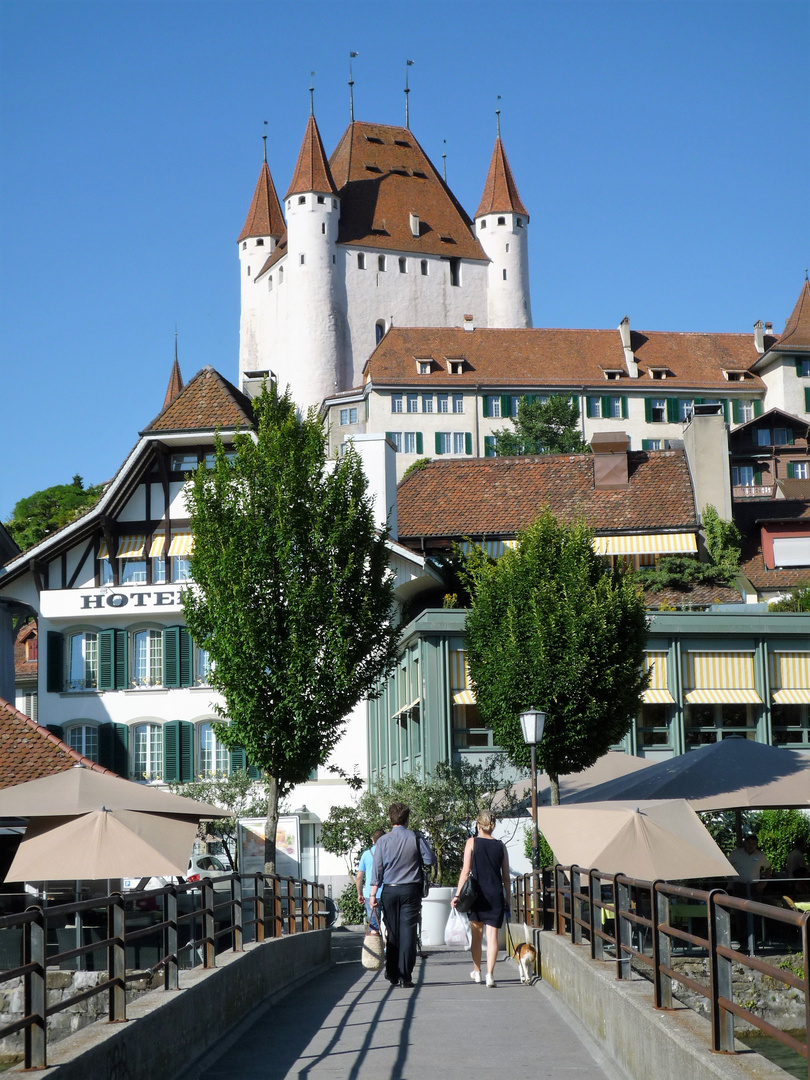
[{"x1": 381, "y1": 882, "x2": 422, "y2": 984}]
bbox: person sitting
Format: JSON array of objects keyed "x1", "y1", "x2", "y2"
[
  {"x1": 728, "y1": 833, "x2": 772, "y2": 892},
  {"x1": 786, "y1": 838, "x2": 809, "y2": 879}
]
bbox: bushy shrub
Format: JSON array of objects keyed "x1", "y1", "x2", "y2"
[
  {"x1": 523, "y1": 826, "x2": 556, "y2": 868},
  {"x1": 338, "y1": 880, "x2": 365, "y2": 926},
  {"x1": 752, "y1": 809, "x2": 810, "y2": 874}
]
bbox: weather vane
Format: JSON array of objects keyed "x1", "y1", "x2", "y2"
[
  {"x1": 309, "y1": 72, "x2": 316, "y2": 115},
  {"x1": 405, "y1": 59, "x2": 414, "y2": 128},
  {"x1": 349, "y1": 52, "x2": 358, "y2": 122}
]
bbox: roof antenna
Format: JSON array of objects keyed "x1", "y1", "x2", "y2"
[
  {"x1": 349, "y1": 52, "x2": 358, "y2": 122},
  {"x1": 263, "y1": 120, "x2": 268, "y2": 163},
  {"x1": 442, "y1": 139, "x2": 447, "y2": 182},
  {"x1": 309, "y1": 72, "x2": 316, "y2": 116},
  {"x1": 496, "y1": 95, "x2": 501, "y2": 139},
  {"x1": 405, "y1": 59, "x2": 414, "y2": 129}
]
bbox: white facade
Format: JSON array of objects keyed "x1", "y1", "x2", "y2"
[{"x1": 475, "y1": 211, "x2": 532, "y2": 328}]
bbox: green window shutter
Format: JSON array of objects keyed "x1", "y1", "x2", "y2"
[
  {"x1": 98, "y1": 722, "x2": 129, "y2": 777},
  {"x1": 754, "y1": 399, "x2": 763, "y2": 418},
  {"x1": 484, "y1": 435, "x2": 496, "y2": 458},
  {"x1": 500, "y1": 395, "x2": 511, "y2": 418},
  {"x1": 164, "y1": 720, "x2": 179, "y2": 782},
  {"x1": 114, "y1": 629, "x2": 128, "y2": 689},
  {"x1": 642, "y1": 440, "x2": 654, "y2": 451},
  {"x1": 732, "y1": 400, "x2": 741, "y2": 424},
  {"x1": 693, "y1": 397, "x2": 704, "y2": 407},
  {"x1": 601, "y1": 396, "x2": 611, "y2": 419},
  {"x1": 179, "y1": 628, "x2": 193, "y2": 688},
  {"x1": 98, "y1": 629, "x2": 115, "y2": 691},
  {"x1": 666, "y1": 398, "x2": 679, "y2": 423},
  {"x1": 230, "y1": 746, "x2": 247, "y2": 773},
  {"x1": 805, "y1": 387, "x2": 810, "y2": 412},
  {"x1": 787, "y1": 462, "x2": 796, "y2": 479},
  {"x1": 365, "y1": 396, "x2": 369, "y2": 421},
  {"x1": 46, "y1": 724, "x2": 64, "y2": 741},
  {"x1": 754, "y1": 469, "x2": 763, "y2": 486},
  {"x1": 644, "y1": 398, "x2": 653, "y2": 423},
  {"x1": 721, "y1": 400, "x2": 730, "y2": 423},
  {"x1": 465, "y1": 432, "x2": 473, "y2": 455},
  {"x1": 435, "y1": 432, "x2": 442, "y2": 454},
  {"x1": 621, "y1": 396, "x2": 628, "y2": 419},
  {"x1": 416, "y1": 432, "x2": 423, "y2": 455},
  {"x1": 46, "y1": 632, "x2": 64, "y2": 693},
  {"x1": 586, "y1": 396, "x2": 598, "y2": 418},
  {"x1": 797, "y1": 358, "x2": 804, "y2": 376},
  {"x1": 787, "y1": 428, "x2": 795, "y2": 445},
  {"x1": 385, "y1": 431, "x2": 395, "y2": 447},
  {"x1": 163, "y1": 627, "x2": 180, "y2": 687},
  {"x1": 482, "y1": 397, "x2": 491, "y2": 418},
  {"x1": 248, "y1": 762, "x2": 261, "y2": 780}
]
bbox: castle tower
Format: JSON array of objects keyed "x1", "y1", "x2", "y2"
[
  {"x1": 238, "y1": 154, "x2": 286, "y2": 377},
  {"x1": 282, "y1": 113, "x2": 345, "y2": 408},
  {"x1": 474, "y1": 136, "x2": 532, "y2": 328}
]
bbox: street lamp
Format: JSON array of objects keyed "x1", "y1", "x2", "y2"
[{"x1": 520, "y1": 708, "x2": 546, "y2": 873}]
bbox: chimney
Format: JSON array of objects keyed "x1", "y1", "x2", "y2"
[
  {"x1": 682, "y1": 410, "x2": 732, "y2": 520},
  {"x1": 590, "y1": 431, "x2": 631, "y2": 489},
  {"x1": 765, "y1": 321, "x2": 773, "y2": 335},
  {"x1": 753, "y1": 320, "x2": 765, "y2": 354},
  {"x1": 618, "y1": 317, "x2": 639, "y2": 378},
  {"x1": 463, "y1": 314, "x2": 475, "y2": 332}
]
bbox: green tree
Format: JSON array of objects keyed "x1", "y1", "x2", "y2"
[
  {"x1": 769, "y1": 582, "x2": 810, "y2": 612},
  {"x1": 166, "y1": 771, "x2": 270, "y2": 871},
  {"x1": 464, "y1": 511, "x2": 649, "y2": 804},
  {"x1": 320, "y1": 757, "x2": 522, "y2": 885},
  {"x1": 632, "y1": 504, "x2": 742, "y2": 594},
  {"x1": 181, "y1": 385, "x2": 401, "y2": 873},
  {"x1": 5, "y1": 475, "x2": 103, "y2": 551},
  {"x1": 492, "y1": 396, "x2": 589, "y2": 457},
  {"x1": 750, "y1": 809, "x2": 810, "y2": 874}
]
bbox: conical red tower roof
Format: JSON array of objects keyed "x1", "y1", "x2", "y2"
[
  {"x1": 162, "y1": 355, "x2": 184, "y2": 411},
  {"x1": 776, "y1": 278, "x2": 810, "y2": 353},
  {"x1": 475, "y1": 137, "x2": 528, "y2": 219},
  {"x1": 285, "y1": 114, "x2": 337, "y2": 199},
  {"x1": 238, "y1": 160, "x2": 286, "y2": 243}
]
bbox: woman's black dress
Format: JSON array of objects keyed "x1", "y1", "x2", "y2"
[{"x1": 469, "y1": 836, "x2": 506, "y2": 928}]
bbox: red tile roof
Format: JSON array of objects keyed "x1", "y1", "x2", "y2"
[
  {"x1": 238, "y1": 160, "x2": 286, "y2": 243},
  {"x1": 328, "y1": 122, "x2": 487, "y2": 260},
  {"x1": 396, "y1": 449, "x2": 698, "y2": 542},
  {"x1": 735, "y1": 499, "x2": 810, "y2": 591},
  {"x1": 162, "y1": 356, "x2": 184, "y2": 412},
  {"x1": 365, "y1": 326, "x2": 765, "y2": 391},
  {"x1": 774, "y1": 279, "x2": 810, "y2": 353},
  {"x1": 0, "y1": 698, "x2": 112, "y2": 789},
  {"x1": 475, "y1": 137, "x2": 528, "y2": 218},
  {"x1": 285, "y1": 114, "x2": 338, "y2": 199},
  {"x1": 141, "y1": 366, "x2": 254, "y2": 434}
]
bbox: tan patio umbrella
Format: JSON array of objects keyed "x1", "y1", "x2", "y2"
[
  {"x1": 5, "y1": 809, "x2": 199, "y2": 881},
  {"x1": 535, "y1": 800, "x2": 737, "y2": 880},
  {"x1": 500, "y1": 752, "x2": 655, "y2": 808},
  {"x1": 0, "y1": 767, "x2": 227, "y2": 820}
]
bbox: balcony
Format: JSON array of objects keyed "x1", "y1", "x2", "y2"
[{"x1": 733, "y1": 485, "x2": 774, "y2": 499}]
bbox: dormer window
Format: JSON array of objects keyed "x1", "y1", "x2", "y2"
[
  {"x1": 723, "y1": 369, "x2": 750, "y2": 382},
  {"x1": 648, "y1": 368, "x2": 670, "y2": 380},
  {"x1": 410, "y1": 213, "x2": 420, "y2": 237},
  {"x1": 365, "y1": 135, "x2": 384, "y2": 144},
  {"x1": 446, "y1": 358, "x2": 465, "y2": 375},
  {"x1": 602, "y1": 369, "x2": 624, "y2": 381},
  {"x1": 412, "y1": 170, "x2": 427, "y2": 179},
  {"x1": 416, "y1": 359, "x2": 433, "y2": 375},
  {"x1": 365, "y1": 164, "x2": 382, "y2": 173},
  {"x1": 394, "y1": 139, "x2": 411, "y2": 147}
]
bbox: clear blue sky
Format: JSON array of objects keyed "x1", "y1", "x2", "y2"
[{"x1": 1, "y1": 0, "x2": 807, "y2": 522}]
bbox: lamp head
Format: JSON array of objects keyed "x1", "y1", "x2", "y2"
[{"x1": 519, "y1": 708, "x2": 546, "y2": 746}]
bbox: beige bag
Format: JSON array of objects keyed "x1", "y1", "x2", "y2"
[{"x1": 361, "y1": 931, "x2": 384, "y2": 970}]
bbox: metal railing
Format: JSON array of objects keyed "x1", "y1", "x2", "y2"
[
  {"x1": 512, "y1": 867, "x2": 810, "y2": 1079},
  {"x1": 0, "y1": 870, "x2": 329, "y2": 1070}
]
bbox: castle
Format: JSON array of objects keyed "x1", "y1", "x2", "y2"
[{"x1": 238, "y1": 111, "x2": 532, "y2": 410}]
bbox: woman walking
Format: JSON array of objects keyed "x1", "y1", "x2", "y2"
[{"x1": 452, "y1": 810, "x2": 510, "y2": 987}]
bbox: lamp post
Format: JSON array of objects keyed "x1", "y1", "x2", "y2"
[{"x1": 520, "y1": 708, "x2": 546, "y2": 873}]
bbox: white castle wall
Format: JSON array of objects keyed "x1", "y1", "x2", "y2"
[{"x1": 476, "y1": 212, "x2": 532, "y2": 328}]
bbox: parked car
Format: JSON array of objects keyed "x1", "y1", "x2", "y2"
[{"x1": 123, "y1": 854, "x2": 233, "y2": 894}]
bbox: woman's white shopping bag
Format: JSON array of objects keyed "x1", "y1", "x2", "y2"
[{"x1": 444, "y1": 906, "x2": 472, "y2": 949}]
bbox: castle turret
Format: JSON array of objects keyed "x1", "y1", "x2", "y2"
[
  {"x1": 238, "y1": 154, "x2": 286, "y2": 378},
  {"x1": 475, "y1": 136, "x2": 532, "y2": 328},
  {"x1": 282, "y1": 113, "x2": 344, "y2": 409}
]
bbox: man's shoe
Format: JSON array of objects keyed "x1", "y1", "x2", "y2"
[
  {"x1": 384, "y1": 972, "x2": 399, "y2": 985},
  {"x1": 401, "y1": 979, "x2": 415, "y2": 988}
]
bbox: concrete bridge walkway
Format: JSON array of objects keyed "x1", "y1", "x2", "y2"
[{"x1": 178, "y1": 928, "x2": 622, "y2": 1080}]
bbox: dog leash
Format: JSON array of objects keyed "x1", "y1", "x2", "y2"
[{"x1": 504, "y1": 917, "x2": 516, "y2": 958}]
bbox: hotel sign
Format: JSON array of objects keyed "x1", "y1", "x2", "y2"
[{"x1": 40, "y1": 586, "x2": 185, "y2": 619}]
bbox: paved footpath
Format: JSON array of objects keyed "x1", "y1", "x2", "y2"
[{"x1": 179, "y1": 928, "x2": 622, "y2": 1080}]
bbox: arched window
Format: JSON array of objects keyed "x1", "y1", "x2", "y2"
[
  {"x1": 68, "y1": 632, "x2": 98, "y2": 691},
  {"x1": 132, "y1": 629, "x2": 163, "y2": 688},
  {"x1": 199, "y1": 722, "x2": 229, "y2": 775},
  {"x1": 298, "y1": 195, "x2": 306, "y2": 205},
  {"x1": 375, "y1": 321, "x2": 386, "y2": 345},
  {"x1": 497, "y1": 216, "x2": 506, "y2": 226},
  {"x1": 132, "y1": 723, "x2": 163, "y2": 781},
  {"x1": 66, "y1": 723, "x2": 98, "y2": 761},
  {"x1": 195, "y1": 644, "x2": 212, "y2": 686}
]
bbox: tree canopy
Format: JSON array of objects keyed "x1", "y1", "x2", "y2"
[
  {"x1": 492, "y1": 396, "x2": 589, "y2": 457},
  {"x1": 5, "y1": 475, "x2": 103, "y2": 551},
  {"x1": 463, "y1": 511, "x2": 649, "y2": 803},
  {"x1": 181, "y1": 386, "x2": 401, "y2": 871},
  {"x1": 167, "y1": 771, "x2": 270, "y2": 871}
]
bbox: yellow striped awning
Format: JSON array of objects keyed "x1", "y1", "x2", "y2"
[
  {"x1": 393, "y1": 698, "x2": 420, "y2": 718},
  {"x1": 117, "y1": 535, "x2": 146, "y2": 558},
  {"x1": 459, "y1": 540, "x2": 517, "y2": 559},
  {"x1": 453, "y1": 690, "x2": 476, "y2": 705},
  {"x1": 167, "y1": 531, "x2": 195, "y2": 557},
  {"x1": 450, "y1": 650, "x2": 476, "y2": 704},
  {"x1": 770, "y1": 652, "x2": 810, "y2": 704},
  {"x1": 641, "y1": 652, "x2": 674, "y2": 704},
  {"x1": 149, "y1": 534, "x2": 166, "y2": 558},
  {"x1": 592, "y1": 533, "x2": 698, "y2": 556},
  {"x1": 97, "y1": 539, "x2": 109, "y2": 559},
  {"x1": 683, "y1": 652, "x2": 762, "y2": 704}
]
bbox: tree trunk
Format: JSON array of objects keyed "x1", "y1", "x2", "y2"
[
  {"x1": 264, "y1": 775, "x2": 279, "y2": 876},
  {"x1": 550, "y1": 774, "x2": 560, "y2": 806}
]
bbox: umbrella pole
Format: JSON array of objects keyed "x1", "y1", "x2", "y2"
[{"x1": 735, "y1": 809, "x2": 743, "y2": 848}]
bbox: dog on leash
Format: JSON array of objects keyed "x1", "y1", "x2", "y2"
[{"x1": 513, "y1": 942, "x2": 537, "y2": 984}]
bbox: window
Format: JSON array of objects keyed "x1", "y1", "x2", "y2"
[
  {"x1": 417, "y1": 361, "x2": 432, "y2": 375},
  {"x1": 516, "y1": 217, "x2": 523, "y2": 228},
  {"x1": 684, "y1": 703, "x2": 756, "y2": 746},
  {"x1": 421, "y1": 394, "x2": 433, "y2": 412},
  {"x1": 755, "y1": 429, "x2": 772, "y2": 446},
  {"x1": 420, "y1": 260, "x2": 428, "y2": 276},
  {"x1": 399, "y1": 257, "x2": 407, "y2": 273},
  {"x1": 436, "y1": 432, "x2": 452, "y2": 455},
  {"x1": 409, "y1": 213, "x2": 420, "y2": 237},
  {"x1": 635, "y1": 704, "x2": 673, "y2": 749},
  {"x1": 453, "y1": 432, "x2": 466, "y2": 454},
  {"x1": 791, "y1": 461, "x2": 810, "y2": 480},
  {"x1": 298, "y1": 195, "x2": 305, "y2": 205},
  {"x1": 479, "y1": 218, "x2": 486, "y2": 230},
  {"x1": 650, "y1": 398, "x2": 666, "y2": 423},
  {"x1": 407, "y1": 394, "x2": 419, "y2": 413},
  {"x1": 378, "y1": 255, "x2": 386, "y2": 272},
  {"x1": 22, "y1": 692, "x2": 37, "y2": 723},
  {"x1": 199, "y1": 722, "x2": 229, "y2": 774},
  {"x1": 268, "y1": 276, "x2": 273, "y2": 290},
  {"x1": 195, "y1": 645, "x2": 211, "y2": 686},
  {"x1": 25, "y1": 636, "x2": 37, "y2": 662},
  {"x1": 391, "y1": 393, "x2": 403, "y2": 413},
  {"x1": 497, "y1": 216, "x2": 505, "y2": 226},
  {"x1": 121, "y1": 559, "x2": 147, "y2": 585},
  {"x1": 203, "y1": 451, "x2": 236, "y2": 469},
  {"x1": 133, "y1": 723, "x2": 163, "y2": 781},
  {"x1": 68, "y1": 632, "x2": 98, "y2": 691},
  {"x1": 67, "y1": 724, "x2": 98, "y2": 761},
  {"x1": 452, "y1": 394, "x2": 464, "y2": 414},
  {"x1": 388, "y1": 431, "x2": 403, "y2": 452},
  {"x1": 485, "y1": 396, "x2": 502, "y2": 418},
  {"x1": 437, "y1": 393, "x2": 449, "y2": 413},
  {"x1": 375, "y1": 321, "x2": 385, "y2": 345},
  {"x1": 299, "y1": 253, "x2": 306, "y2": 265},
  {"x1": 797, "y1": 358, "x2": 810, "y2": 377},
  {"x1": 339, "y1": 407, "x2": 358, "y2": 425},
  {"x1": 279, "y1": 267, "x2": 283, "y2": 283},
  {"x1": 173, "y1": 556, "x2": 192, "y2": 583},
  {"x1": 171, "y1": 453, "x2": 198, "y2": 472},
  {"x1": 679, "y1": 399, "x2": 694, "y2": 422},
  {"x1": 587, "y1": 396, "x2": 626, "y2": 419},
  {"x1": 739, "y1": 400, "x2": 755, "y2": 423},
  {"x1": 449, "y1": 258, "x2": 461, "y2": 287},
  {"x1": 772, "y1": 703, "x2": 810, "y2": 746},
  {"x1": 358, "y1": 253, "x2": 366, "y2": 269},
  {"x1": 403, "y1": 432, "x2": 417, "y2": 454},
  {"x1": 447, "y1": 360, "x2": 464, "y2": 375},
  {"x1": 132, "y1": 629, "x2": 163, "y2": 688},
  {"x1": 484, "y1": 435, "x2": 496, "y2": 457},
  {"x1": 100, "y1": 559, "x2": 114, "y2": 585},
  {"x1": 317, "y1": 195, "x2": 325, "y2": 204},
  {"x1": 773, "y1": 428, "x2": 790, "y2": 446},
  {"x1": 732, "y1": 465, "x2": 755, "y2": 488},
  {"x1": 642, "y1": 439, "x2": 663, "y2": 451},
  {"x1": 505, "y1": 243, "x2": 510, "y2": 253},
  {"x1": 152, "y1": 557, "x2": 166, "y2": 584},
  {"x1": 502, "y1": 269, "x2": 507, "y2": 280}
]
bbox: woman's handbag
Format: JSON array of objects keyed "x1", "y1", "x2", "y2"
[{"x1": 455, "y1": 840, "x2": 481, "y2": 914}]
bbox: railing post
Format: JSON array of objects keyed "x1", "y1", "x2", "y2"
[
  {"x1": 301, "y1": 881, "x2": 310, "y2": 932},
  {"x1": 202, "y1": 881, "x2": 216, "y2": 968},
  {"x1": 571, "y1": 866, "x2": 582, "y2": 945},
  {"x1": 163, "y1": 885, "x2": 179, "y2": 990},
  {"x1": 554, "y1": 865, "x2": 565, "y2": 935},
  {"x1": 708, "y1": 890, "x2": 734, "y2": 1053},
  {"x1": 653, "y1": 883, "x2": 672, "y2": 1009},
  {"x1": 232, "y1": 874, "x2": 243, "y2": 952},
  {"x1": 589, "y1": 870, "x2": 600, "y2": 960},
  {"x1": 23, "y1": 906, "x2": 46, "y2": 1070},
  {"x1": 616, "y1": 875, "x2": 632, "y2": 979},
  {"x1": 108, "y1": 893, "x2": 126, "y2": 1022}
]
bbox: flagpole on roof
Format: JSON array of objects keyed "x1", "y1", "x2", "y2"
[
  {"x1": 405, "y1": 59, "x2": 414, "y2": 129},
  {"x1": 309, "y1": 72, "x2": 315, "y2": 116},
  {"x1": 349, "y1": 52, "x2": 357, "y2": 123}
]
